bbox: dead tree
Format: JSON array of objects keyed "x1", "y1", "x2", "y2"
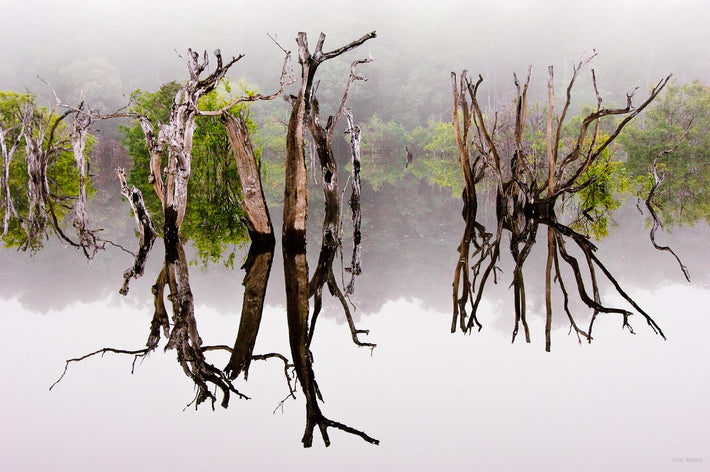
[
  {"x1": 306, "y1": 58, "x2": 374, "y2": 349},
  {"x1": 0, "y1": 114, "x2": 24, "y2": 238},
  {"x1": 283, "y1": 30, "x2": 378, "y2": 448},
  {"x1": 344, "y1": 108, "x2": 363, "y2": 295},
  {"x1": 116, "y1": 167, "x2": 157, "y2": 295},
  {"x1": 451, "y1": 57, "x2": 671, "y2": 351},
  {"x1": 138, "y1": 49, "x2": 242, "y2": 233},
  {"x1": 13, "y1": 101, "x2": 104, "y2": 256}
]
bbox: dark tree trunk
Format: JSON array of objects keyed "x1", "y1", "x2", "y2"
[{"x1": 224, "y1": 242, "x2": 275, "y2": 380}]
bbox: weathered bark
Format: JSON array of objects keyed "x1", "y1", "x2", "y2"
[
  {"x1": 0, "y1": 122, "x2": 23, "y2": 238},
  {"x1": 450, "y1": 61, "x2": 669, "y2": 348},
  {"x1": 139, "y1": 50, "x2": 243, "y2": 231},
  {"x1": 116, "y1": 167, "x2": 157, "y2": 296},
  {"x1": 344, "y1": 109, "x2": 362, "y2": 295},
  {"x1": 306, "y1": 57, "x2": 374, "y2": 348},
  {"x1": 221, "y1": 112, "x2": 274, "y2": 245},
  {"x1": 69, "y1": 105, "x2": 102, "y2": 258},
  {"x1": 19, "y1": 106, "x2": 90, "y2": 253},
  {"x1": 451, "y1": 70, "x2": 488, "y2": 333},
  {"x1": 283, "y1": 31, "x2": 378, "y2": 448}
]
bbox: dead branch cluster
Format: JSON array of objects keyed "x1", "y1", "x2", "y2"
[
  {"x1": 0, "y1": 96, "x2": 106, "y2": 257},
  {"x1": 49, "y1": 32, "x2": 378, "y2": 447},
  {"x1": 450, "y1": 56, "x2": 673, "y2": 351}
]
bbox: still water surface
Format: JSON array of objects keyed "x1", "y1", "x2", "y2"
[{"x1": 1, "y1": 200, "x2": 708, "y2": 471}]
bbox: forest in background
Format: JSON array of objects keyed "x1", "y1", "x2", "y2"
[{"x1": 1, "y1": 0, "x2": 708, "y2": 270}]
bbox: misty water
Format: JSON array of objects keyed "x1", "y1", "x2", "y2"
[
  {"x1": 2, "y1": 0, "x2": 710, "y2": 470},
  {"x1": 2, "y1": 186, "x2": 709, "y2": 471}
]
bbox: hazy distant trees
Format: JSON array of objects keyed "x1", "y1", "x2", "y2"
[{"x1": 621, "y1": 81, "x2": 710, "y2": 228}]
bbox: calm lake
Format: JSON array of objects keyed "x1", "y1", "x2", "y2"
[{"x1": 1, "y1": 191, "x2": 708, "y2": 471}]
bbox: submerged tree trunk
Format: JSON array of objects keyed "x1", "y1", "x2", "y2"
[{"x1": 283, "y1": 30, "x2": 378, "y2": 448}]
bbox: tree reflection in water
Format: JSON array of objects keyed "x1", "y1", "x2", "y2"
[
  {"x1": 450, "y1": 62, "x2": 674, "y2": 351},
  {"x1": 49, "y1": 32, "x2": 378, "y2": 448}
]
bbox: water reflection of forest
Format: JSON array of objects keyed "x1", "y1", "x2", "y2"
[{"x1": 2, "y1": 31, "x2": 708, "y2": 450}]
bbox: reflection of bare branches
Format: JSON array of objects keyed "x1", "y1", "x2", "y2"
[
  {"x1": 547, "y1": 219, "x2": 665, "y2": 342},
  {"x1": 450, "y1": 61, "x2": 669, "y2": 351},
  {"x1": 306, "y1": 50, "x2": 374, "y2": 350},
  {"x1": 49, "y1": 346, "x2": 155, "y2": 391},
  {"x1": 551, "y1": 243, "x2": 591, "y2": 344},
  {"x1": 224, "y1": 243, "x2": 275, "y2": 380},
  {"x1": 162, "y1": 236, "x2": 249, "y2": 409},
  {"x1": 283, "y1": 31, "x2": 378, "y2": 448},
  {"x1": 642, "y1": 129, "x2": 693, "y2": 281},
  {"x1": 116, "y1": 168, "x2": 157, "y2": 295},
  {"x1": 344, "y1": 109, "x2": 363, "y2": 296},
  {"x1": 203, "y1": 345, "x2": 297, "y2": 404}
]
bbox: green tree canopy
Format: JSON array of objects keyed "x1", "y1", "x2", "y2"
[
  {"x1": 121, "y1": 80, "x2": 258, "y2": 267},
  {"x1": 1, "y1": 90, "x2": 92, "y2": 252},
  {"x1": 620, "y1": 81, "x2": 710, "y2": 227}
]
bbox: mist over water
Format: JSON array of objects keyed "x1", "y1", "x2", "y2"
[
  {"x1": 1, "y1": 1, "x2": 709, "y2": 470},
  {"x1": 2, "y1": 0, "x2": 707, "y2": 110}
]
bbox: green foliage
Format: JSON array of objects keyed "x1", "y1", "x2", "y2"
[
  {"x1": 359, "y1": 114, "x2": 409, "y2": 190},
  {"x1": 569, "y1": 135, "x2": 629, "y2": 239},
  {"x1": 120, "y1": 80, "x2": 255, "y2": 266},
  {"x1": 408, "y1": 120, "x2": 463, "y2": 196},
  {"x1": 1, "y1": 91, "x2": 92, "y2": 250},
  {"x1": 620, "y1": 81, "x2": 710, "y2": 227},
  {"x1": 357, "y1": 116, "x2": 464, "y2": 195}
]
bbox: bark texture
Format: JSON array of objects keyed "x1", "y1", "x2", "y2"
[{"x1": 450, "y1": 60, "x2": 670, "y2": 350}]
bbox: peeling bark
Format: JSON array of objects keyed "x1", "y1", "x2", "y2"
[
  {"x1": 0, "y1": 122, "x2": 23, "y2": 238},
  {"x1": 221, "y1": 112, "x2": 274, "y2": 245},
  {"x1": 139, "y1": 50, "x2": 243, "y2": 230}
]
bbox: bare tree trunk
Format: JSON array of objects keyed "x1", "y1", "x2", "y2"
[
  {"x1": 344, "y1": 109, "x2": 362, "y2": 295},
  {"x1": 0, "y1": 123, "x2": 23, "y2": 238},
  {"x1": 221, "y1": 112, "x2": 274, "y2": 245},
  {"x1": 139, "y1": 50, "x2": 243, "y2": 231},
  {"x1": 449, "y1": 61, "x2": 670, "y2": 348},
  {"x1": 283, "y1": 31, "x2": 377, "y2": 448}
]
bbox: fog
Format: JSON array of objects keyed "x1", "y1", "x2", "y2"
[
  {"x1": 1, "y1": 1, "x2": 709, "y2": 470},
  {"x1": 2, "y1": 0, "x2": 707, "y2": 119}
]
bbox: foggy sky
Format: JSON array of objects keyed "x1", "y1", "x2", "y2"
[{"x1": 1, "y1": 0, "x2": 707, "y2": 113}]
